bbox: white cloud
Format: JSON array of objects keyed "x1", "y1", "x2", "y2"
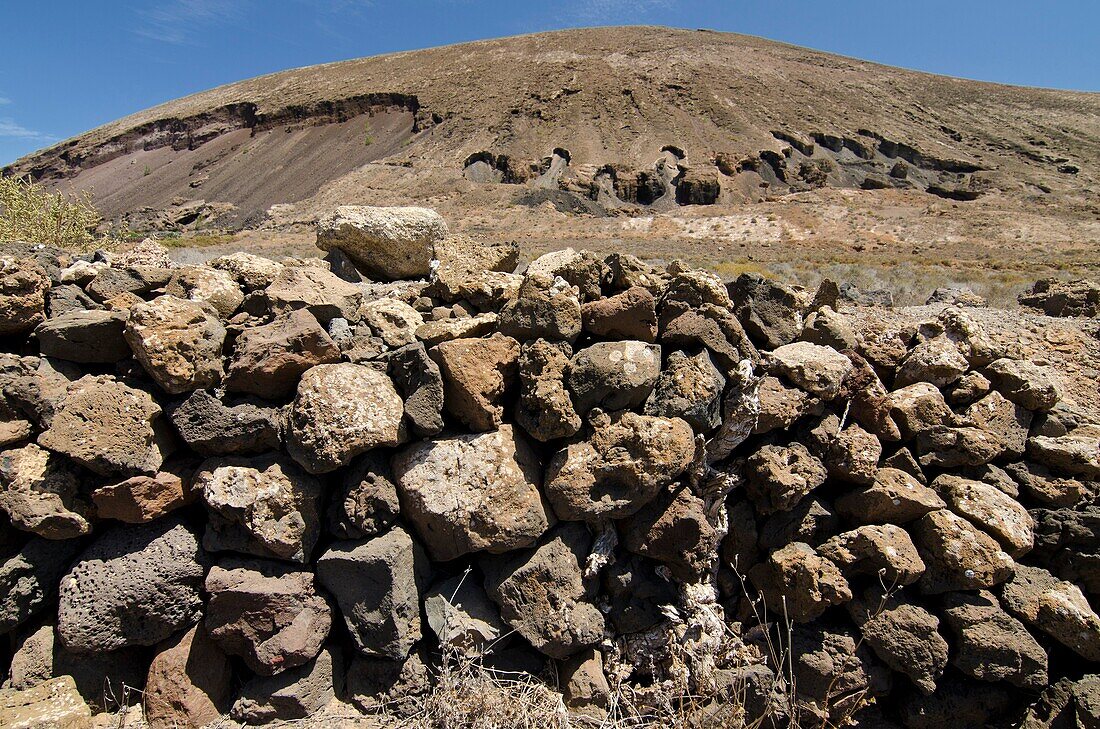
[
  {"x1": 0, "y1": 117, "x2": 56, "y2": 142},
  {"x1": 134, "y1": 0, "x2": 243, "y2": 45},
  {"x1": 0, "y1": 97, "x2": 11, "y2": 105}
]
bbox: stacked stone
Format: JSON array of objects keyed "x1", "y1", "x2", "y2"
[{"x1": 0, "y1": 208, "x2": 1097, "y2": 728}]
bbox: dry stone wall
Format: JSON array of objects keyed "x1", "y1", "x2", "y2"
[{"x1": 0, "y1": 208, "x2": 1099, "y2": 727}]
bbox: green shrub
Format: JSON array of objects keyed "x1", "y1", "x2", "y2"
[{"x1": 0, "y1": 176, "x2": 102, "y2": 251}]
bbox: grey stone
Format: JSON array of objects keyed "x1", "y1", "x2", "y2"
[
  {"x1": 57, "y1": 519, "x2": 205, "y2": 652},
  {"x1": 315, "y1": 527, "x2": 429, "y2": 660}
]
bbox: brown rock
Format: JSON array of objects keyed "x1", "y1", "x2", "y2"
[
  {"x1": 387, "y1": 342, "x2": 445, "y2": 438},
  {"x1": 6, "y1": 622, "x2": 147, "y2": 713},
  {"x1": 482, "y1": 523, "x2": 605, "y2": 659},
  {"x1": 316, "y1": 205, "x2": 446, "y2": 280},
  {"x1": 165, "y1": 265, "x2": 244, "y2": 318},
  {"x1": 744, "y1": 443, "x2": 827, "y2": 515},
  {"x1": 197, "y1": 454, "x2": 323, "y2": 564},
  {"x1": 753, "y1": 375, "x2": 824, "y2": 435},
  {"x1": 392, "y1": 425, "x2": 552, "y2": 561},
  {"x1": 945, "y1": 370, "x2": 992, "y2": 406},
  {"x1": 561, "y1": 649, "x2": 610, "y2": 720},
  {"x1": 315, "y1": 527, "x2": 429, "y2": 659},
  {"x1": 847, "y1": 587, "x2": 947, "y2": 696},
  {"x1": 497, "y1": 272, "x2": 582, "y2": 343},
  {"x1": 789, "y1": 625, "x2": 885, "y2": 723},
  {"x1": 93, "y1": 469, "x2": 195, "y2": 523},
  {"x1": 915, "y1": 424, "x2": 1005, "y2": 468},
  {"x1": 1028, "y1": 424, "x2": 1100, "y2": 478},
  {"x1": 819, "y1": 524, "x2": 926, "y2": 586},
  {"x1": 230, "y1": 643, "x2": 344, "y2": 723},
  {"x1": 224, "y1": 309, "x2": 342, "y2": 399},
  {"x1": 986, "y1": 357, "x2": 1062, "y2": 411},
  {"x1": 1000, "y1": 563, "x2": 1100, "y2": 662},
  {"x1": 913, "y1": 509, "x2": 1014, "y2": 594},
  {"x1": 621, "y1": 485, "x2": 719, "y2": 582},
  {"x1": 361, "y1": 297, "x2": 425, "y2": 348},
  {"x1": 35, "y1": 310, "x2": 130, "y2": 364},
  {"x1": 658, "y1": 301, "x2": 758, "y2": 375},
  {"x1": 513, "y1": 339, "x2": 581, "y2": 442},
  {"x1": 835, "y1": 467, "x2": 945, "y2": 525},
  {"x1": 285, "y1": 363, "x2": 405, "y2": 474},
  {"x1": 208, "y1": 251, "x2": 284, "y2": 290},
  {"x1": 748, "y1": 542, "x2": 852, "y2": 622},
  {"x1": 347, "y1": 651, "x2": 430, "y2": 718},
  {"x1": 824, "y1": 423, "x2": 882, "y2": 485},
  {"x1": 0, "y1": 676, "x2": 91, "y2": 729},
  {"x1": 941, "y1": 589, "x2": 1048, "y2": 689},
  {"x1": 145, "y1": 625, "x2": 232, "y2": 729},
  {"x1": 758, "y1": 498, "x2": 837, "y2": 551},
  {"x1": 964, "y1": 390, "x2": 1032, "y2": 459},
  {"x1": 934, "y1": 474, "x2": 1034, "y2": 556},
  {"x1": 1004, "y1": 461, "x2": 1083, "y2": 507},
  {"x1": 567, "y1": 340, "x2": 661, "y2": 413},
  {"x1": 0, "y1": 258, "x2": 49, "y2": 336},
  {"x1": 125, "y1": 295, "x2": 226, "y2": 394},
  {"x1": 643, "y1": 349, "x2": 725, "y2": 433},
  {"x1": 204, "y1": 557, "x2": 332, "y2": 675},
  {"x1": 431, "y1": 334, "x2": 519, "y2": 431},
  {"x1": 38, "y1": 375, "x2": 172, "y2": 477},
  {"x1": 544, "y1": 410, "x2": 694, "y2": 521},
  {"x1": 894, "y1": 336, "x2": 969, "y2": 388},
  {"x1": 886, "y1": 382, "x2": 955, "y2": 440},
  {"x1": 764, "y1": 341, "x2": 853, "y2": 400},
  {"x1": 326, "y1": 452, "x2": 401, "y2": 540},
  {"x1": 0, "y1": 443, "x2": 90, "y2": 539},
  {"x1": 581, "y1": 286, "x2": 656, "y2": 341},
  {"x1": 265, "y1": 262, "x2": 363, "y2": 323},
  {"x1": 415, "y1": 312, "x2": 497, "y2": 346}
]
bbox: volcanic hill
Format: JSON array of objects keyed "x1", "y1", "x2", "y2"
[{"x1": 4, "y1": 26, "x2": 1099, "y2": 296}]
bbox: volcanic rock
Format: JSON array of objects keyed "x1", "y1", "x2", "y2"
[
  {"x1": 231, "y1": 643, "x2": 344, "y2": 724},
  {"x1": 285, "y1": 363, "x2": 404, "y2": 474},
  {"x1": 315, "y1": 527, "x2": 429, "y2": 659},
  {"x1": 0, "y1": 258, "x2": 49, "y2": 336},
  {"x1": 224, "y1": 309, "x2": 342, "y2": 399},
  {"x1": 912, "y1": 509, "x2": 1014, "y2": 594},
  {"x1": 497, "y1": 272, "x2": 582, "y2": 343},
  {"x1": 513, "y1": 338, "x2": 581, "y2": 441},
  {"x1": 167, "y1": 389, "x2": 281, "y2": 456},
  {"x1": 196, "y1": 454, "x2": 323, "y2": 563},
  {"x1": 204, "y1": 557, "x2": 332, "y2": 675},
  {"x1": 392, "y1": 424, "x2": 551, "y2": 561},
  {"x1": 581, "y1": 286, "x2": 657, "y2": 341},
  {"x1": 34, "y1": 309, "x2": 129, "y2": 363},
  {"x1": 764, "y1": 341, "x2": 852, "y2": 400},
  {"x1": 482, "y1": 523, "x2": 604, "y2": 659},
  {"x1": 431, "y1": 334, "x2": 518, "y2": 431},
  {"x1": 316, "y1": 205, "x2": 448, "y2": 280},
  {"x1": 38, "y1": 375, "x2": 172, "y2": 477},
  {"x1": 125, "y1": 295, "x2": 226, "y2": 394},
  {"x1": 144, "y1": 625, "x2": 232, "y2": 729},
  {"x1": 386, "y1": 342, "x2": 445, "y2": 437},
  {"x1": 544, "y1": 410, "x2": 694, "y2": 521},
  {"x1": 57, "y1": 519, "x2": 205, "y2": 652},
  {"x1": 744, "y1": 443, "x2": 828, "y2": 515},
  {"x1": 940, "y1": 589, "x2": 1048, "y2": 689},
  {"x1": 0, "y1": 443, "x2": 90, "y2": 539},
  {"x1": 748, "y1": 542, "x2": 852, "y2": 623}
]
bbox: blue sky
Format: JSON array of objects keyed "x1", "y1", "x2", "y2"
[{"x1": 2, "y1": 0, "x2": 1098, "y2": 165}]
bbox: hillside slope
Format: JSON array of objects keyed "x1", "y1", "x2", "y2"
[{"x1": 5, "y1": 26, "x2": 1099, "y2": 232}]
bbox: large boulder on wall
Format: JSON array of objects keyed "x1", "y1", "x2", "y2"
[{"x1": 316, "y1": 205, "x2": 449, "y2": 280}]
